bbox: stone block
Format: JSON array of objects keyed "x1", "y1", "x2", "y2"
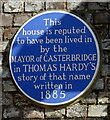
[
  {"x1": 2, "y1": 51, "x2": 9, "y2": 66},
  {"x1": 84, "y1": 118, "x2": 107, "y2": 120},
  {"x1": 1, "y1": 14, "x2": 13, "y2": 26},
  {"x1": 0, "y1": 41, "x2": 8, "y2": 53},
  {"x1": 79, "y1": 12, "x2": 93, "y2": 23},
  {"x1": 3, "y1": 106, "x2": 21, "y2": 118},
  {"x1": 74, "y1": 12, "x2": 93, "y2": 24},
  {"x1": 14, "y1": 93, "x2": 29, "y2": 106},
  {"x1": 0, "y1": 27, "x2": 4, "y2": 41},
  {"x1": 4, "y1": 27, "x2": 19, "y2": 41},
  {"x1": 88, "y1": 2, "x2": 108, "y2": 10},
  {"x1": 88, "y1": 105, "x2": 108, "y2": 117},
  {"x1": 0, "y1": 66, "x2": 2, "y2": 77},
  {"x1": 14, "y1": 14, "x2": 32, "y2": 26},
  {"x1": 3, "y1": 80, "x2": 17, "y2": 92},
  {"x1": 94, "y1": 25, "x2": 108, "y2": 39},
  {"x1": 0, "y1": 1, "x2": 2, "y2": 12},
  {"x1": 46, "y1": 2, "x2": 66, "y2": 10},
  {"x1": 0, "y1": 105, "x2": 1, "y2": 120},
  {"x1": 67, "y1": 103, "x2": 87, "y2": 118},
  {"x1": 107, "y1": 77, "x2": 110, "y2": 91},
  {"x1": 2, "y1": 93, "x2": 13, "y2": 105},
  {"x1": 23, "y1": 106, "x2": 44, "y2": 118},
  {"x1": 108, "y1": 11, "x2": 110, "y2": 23},
  {"x1": 98, "y1": 92, "x2": 110, "y2": 104},
  {"x1": 25, "y1": 1, "x2": 44, "y2": 12},
  {"x1": 102, "y1": 65, "x2": 110, "y2": 76},
  {"x1": 109, "y1": 2, "x2": 110, "y2": 10},
  {"x1": 67, "y1": 2, "x2": 86, "y2": 10},
  {"x1": 102, "y1": 39, "x2": 110, "y2": 50},
  {"x1": 102, "y1": 50, "x2": 110, "y2": 64},
  {"x1": 2, "y1": 65, "x2": 11, "y2": 78},
  {"x1": 81, "y1": 92, "x2": 97, "y2": 104},
  {"x1": 0, "y1": 11, "x2": 1, "y2": 27},
  {"x1": 93, "y1": 78, "x2": 104, "y2": 90},
  {"x1": 45, "y1": 108, "x2": 65, "y2": 118},
  {"x1": 4, "y1": 1, "x2": 24, "y2": 12},
  {"x1": 0, "y1": 53, "x2": 3, "y2": 66},
  {"x1": 94, "y1": 12, "x2": 108, "y2": 24}
]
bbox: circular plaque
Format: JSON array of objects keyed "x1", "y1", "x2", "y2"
[{"x1": 9, "y1": 11, "x2": 100, "y2": 106}]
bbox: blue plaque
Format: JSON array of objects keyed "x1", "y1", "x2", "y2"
[{"x1": 9, "y1": 11, "x2": 100, "y2": 106}]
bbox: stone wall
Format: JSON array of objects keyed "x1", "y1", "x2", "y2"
[{"x1": 0, "y1": 0, "x2": 110, "y2": 120}]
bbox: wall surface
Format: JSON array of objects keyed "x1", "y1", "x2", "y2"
[{"x1": 0, "y1": 0, "x2": 110, "y2": 120}]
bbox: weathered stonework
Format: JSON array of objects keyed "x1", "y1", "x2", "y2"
[
  {"x1": 1, "y1": 1, "x2": 110, "y2": 120},
  {"x1": 102, "y1": 39, "x2": 110, "y2": 50},
  {"x1": 0, "y1": 41, "x2": 8, "y2": 53},
  {"x1": 4, "y1": 1, "x2": 24, "y2": 13},
  {"x1": 4, "y1": 27, "x2": 19, "y2": 41},
  {"x1": 88, "y1": 105, "x2": 108, "y2": 117},
  {"x1": 87, "y1": 2, "x2": 108, "y2": 10},
  {"x1": 14, "y1": 14, "x2": 32, "y2": 26},
  {"x1": 0, "y1": 53, "x2": 3, "y2": 66},
  {"x1": 3, "y1": 106, "x2": 21, "y2": 118},
  {"x1": 0, "y1": 27, "x2": 4, "y2": 41},
  {"x1": 25, "y1": 1, "x2": 44, "y2": 12},
  {"x1": 46, "y1": 2, "x2": 66, "y2": 10},
  {"x1": 108, "y1": 12, "x2": 110, "y2": 23},
  {"x1": 98, "y1": 92, "x2": 110, "y2": 104},
  {"x1": 94, "y1": 25, "x2": 108, "y2": 39},
  {"x1": 108, "y1": 77, "x2": 110, "y2": 91},
  {"x1": 2, "y1": 93, "x2": 13, "y2": 106},
  {"x1": 23, "y1": 106, "x2": 44, "y2": 119},
  {"x1": 2, "y1": 65, "x2": 11, "y2": 78},
  {"x1": 77, "y1": 12, "x2": 93, "y2": 24},
  {"x1": 94, "y1": 12, "x2": 109, "y2": 24},
  {"x1": 103, "y1": 50, "x2": 110, "y2": 64},
  {"x1": 67, "y1": 103, "x2": 87, "y2": 118},
  {"x1": 81, "y1": 92, "x2": 97, "y2": 104},
  {"x1": 109, "y1": 2, "x2": 110, "y2": 10},
  {"x1": 102, "y1": 65, "x2": 110, "y2": 76},
  {"x1": 67, "y1": 2, "x2": 86, "y2": 10},
  {"x1": 14, "y1": 93, "x2": 29, "y2": 106},
  {"x1": 1, "y1": 14, "x2": 13, "y2": 26},
  {"x1": 45, "y1": 108, "x2": 65, "y2": 118},
  {"x1": 3, "y1": 80, "x2": 17, "y2": 92},
  {"x1": 93, "y1": 78, "x2": 104, "y2": 90}
]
